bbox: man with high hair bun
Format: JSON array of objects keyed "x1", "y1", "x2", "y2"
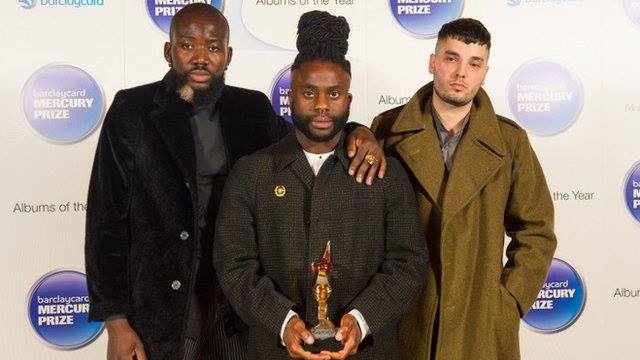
[
  {"x1": 372, "y1": 18, "x2": 557, "y2": 360},
  {"x1": 85, "y1": 4, "x2": 385, "y2": 360},
  {"x1": 214, "y1": 10, "x2": 427, "y2": 360}
]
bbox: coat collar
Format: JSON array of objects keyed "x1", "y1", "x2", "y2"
[
  {"x1": 149, "y1": 73, "x2": 243, "y2": 190},
  {"x1": 390, "y1": 82, "x2": 507, "y2": 224},
  {"x1": 274, "y1": 131, "x2": 349, "y2": 189},
  {"x1": 149, "y1": 74, "x2": 197, "y2": 189}
]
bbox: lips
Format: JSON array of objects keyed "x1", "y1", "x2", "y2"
[
  {"x1": 311, "y1": 116, "x2": 332, "y2": 130},
  {"x1": 188, "y1": 70, "x2": 211, "y2": 83},
  {"x1": 450, "y1": 82, "x2": 467, "y2": 91}
]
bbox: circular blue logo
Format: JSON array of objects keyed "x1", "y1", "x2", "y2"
[
  {"x1": 270, "y1": 65, "x2": 292, "y2": 124},
  {"x1": 388, "y1": 0, "x2": 464, "y2": 38},
  {"x1": 507, "y1": 60, "x2": 583, "y2": 135},
  {"x1": 523, "y1": 258, "x2": 586, "y2": 333},
  {"x1": 624, "y1": 0, "x2": 640, "y2": 27},
  {"x1": 624, "y1": 161, "x2": 640, "y2": 225},
  {"x1": 506, "y1": 0, "x2": 521, "y2": 6},
  {"x1": 19, "y1": 0, "x2": 37, "y2": 9},
  {"x1": 22, "y1": 64, "x2": 104, "y2": 143},
  {"x1": 146, "y1": 0, "x2": 224, "y2": 34},
  {"x1": 27, "y1": 270, "x2": 104, "y2": 349}
]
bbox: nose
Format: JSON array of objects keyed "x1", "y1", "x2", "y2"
[
  {"x1": 192, "y1": 45, "x2": 209, "y2": 66},
  {"x1": 455, "y1": 62, "x2": 467, "y2": 79},
  {"x1": 315, "y1": 93, "x2": 329, "y2": 114}
]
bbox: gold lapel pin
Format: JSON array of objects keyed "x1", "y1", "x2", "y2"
[{"x1": 274, "y1": 185, "x2": 286, "y2": 197}]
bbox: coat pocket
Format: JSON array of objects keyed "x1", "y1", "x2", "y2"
[{"x1": 494, "y1": 284, "x2": 521, "y2": 359}]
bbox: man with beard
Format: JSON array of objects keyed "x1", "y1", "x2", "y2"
[
  {"x1": 371, "y1": 18, "x2": 557, "y2": 360},
  {"x1": 213, "y1": 11, "x2": 427, "y2": 360},
  {"x1": 85, "y1": 4, "x2": 385, "y2": 360}
]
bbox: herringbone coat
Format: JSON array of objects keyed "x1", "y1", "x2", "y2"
[{"x1": 213, "y1": 133, "x2": 429, "y2": 359}]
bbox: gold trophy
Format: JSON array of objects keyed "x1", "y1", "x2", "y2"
[{"x1": 305, "y1": 241, "x2": 342, "y2": 353}]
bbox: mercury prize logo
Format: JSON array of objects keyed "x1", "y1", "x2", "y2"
[
  {"x1": 624, "y1": 0, "x2": 640, "y2": 27},
  {"x1": 507, "y1": 60, "x2": 583, "y2": 135},
  {"x1": 146, "y1": 0, "x2": 224, "y2": 34},
  {"x1": 624, "y1": 161, "x2": 640, "y2": 225},
  {"x1": 22, "y1": 64, "x2": 104, "y2": 143},
  {"x1": 388, "y1": 0, "x2": 464, "y2": 38},
  {"x1": 270, "y1": 65, "x2": 293, "y2": 123},
  {"x1": 27, "y1": 270, "x2": 104, "y2": 349},
  {"x1": 523, "y1": 258, "x2": 586, "y2": 333},
  {"x1": 19, "y1": 0, "x2": 37, "y2": 9}
]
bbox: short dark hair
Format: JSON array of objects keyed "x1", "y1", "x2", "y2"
[
  {"x1": 291, "y1": 10, "x2": 351, "y2": 76},
  {"x1": 437, "y1": 18, "x2": 491, "y2": 50},
  {"x1": 170, "y1": 4, "x2": 229, "y2": 42}
]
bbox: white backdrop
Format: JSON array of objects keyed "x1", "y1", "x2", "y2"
[{"x1": 1, "y1": 0, "x2": 639, "y2": 359}]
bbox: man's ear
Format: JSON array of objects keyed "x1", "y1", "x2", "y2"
[
  {"x1": 225, "y1": 46, "x2": 233, "y2": 69},
  {"x1": 428, "y1": 53, "x2": 435, "y2": 75},
  {"x1": 164, "y1": 42, "x2": 172, "y2": 65}
]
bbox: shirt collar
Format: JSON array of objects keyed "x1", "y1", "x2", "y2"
[
  {"x1": 431, "y1": 105, "x2": 471, "y2": 145},
  {"x1": 274, "y1": 132, "x2": 349, "y2": 173}
]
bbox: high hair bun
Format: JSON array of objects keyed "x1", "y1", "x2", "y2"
[{"x1": 296, "y1": 10, "x2": 350, "y2": 60}]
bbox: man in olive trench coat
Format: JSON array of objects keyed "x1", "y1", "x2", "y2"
[{"x1": 372, "y1": 19, "x2": 557, "y2": 360}]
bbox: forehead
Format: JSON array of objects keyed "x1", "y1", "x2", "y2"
[
  {"x1": 436, "y1": 37, "x2": 489, "y2": 60},
  {"x1": 292, "y1": 61, "x2": 351, "y2": 88},
  {"x1": 172, "y1": 13, "x2": 228, "y2": 39}
]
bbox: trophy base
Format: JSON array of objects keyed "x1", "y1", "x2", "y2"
[
  {"x1": 304, "y1": 324, "x2": 342, "y2": 353},
  {"x1": 304, "y1": 337, "x2": 343, "y2": 353}
]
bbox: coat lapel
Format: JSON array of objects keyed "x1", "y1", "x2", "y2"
[
  {"x1": 149, "y1": 84, "x2": 197, "y2": 189},
  {"x1": 441, "y1": 88, "x2": 507, "y2": 225},
  {"x1": 391, "y1": 84, "x2": 446, "y2": 208},
  {"x1": 274, "y1": 132, "x2": 315, "y2": 190}
]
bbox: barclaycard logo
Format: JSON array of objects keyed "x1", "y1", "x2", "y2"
[
  {"x1": 20, "y1": 0, "x2": 105, "y2": 9},
  {"x1": 506, "y1": 0, "x2": 521, "y2": 6},
  {"x1": 19, "y1": 0, "x2": 37, "y2": 9}
]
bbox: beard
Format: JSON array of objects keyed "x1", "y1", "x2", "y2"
[
  {"x1": 165, "y1": 67, "x2": 225, "y2": 106},
  {"x1": 290, "y1": 102, "x2": 350, "y2": 143},
  {"x1": 433, "y1": 79, "x2": 476, "y2": 107}
]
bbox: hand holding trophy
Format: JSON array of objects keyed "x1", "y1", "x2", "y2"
[{"x1": 304, "y1": 242, "x2": 343, "y2": 353}]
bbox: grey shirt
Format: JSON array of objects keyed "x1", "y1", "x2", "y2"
[{"x1": 431, "y1": 106, "x2": 470, "y2": 171}]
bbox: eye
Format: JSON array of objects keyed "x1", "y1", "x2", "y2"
[
  {"x1": 181, "y1": 43, "x2": 194, "y2": 50},
  {"x1": 470, "y1": 62, "x2": 482, "y2": 69},
  {"x1": 209, "y1": 46, "x2": 220, "y2": 52},
  {"x1": 303, "y1": 90, "x2": 315, "y2": 98},
  {"x1": 445, "y1": 56, "x2": 456, "y2": 62},
  {"x1": 329, "y1": 90, "x2": 341, "y2": 99}
]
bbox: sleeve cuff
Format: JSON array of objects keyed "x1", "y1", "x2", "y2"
[
  {"x1": 348, "y1": 309, "x2": 371, "y2": 343},
  {"x1": 280, "y1": 309, "x2": 298, "y2": 346}
]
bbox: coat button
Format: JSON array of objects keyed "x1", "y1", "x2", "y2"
[
  {"x1": 185, "y1": 181, "x2": 190, "y2": 189},
  {"x1": 171, "y1": 280, "x2": 181, "y2": 290},
  {"x1": 179, "y1": 231, "x2": 189, "y2": 241}
]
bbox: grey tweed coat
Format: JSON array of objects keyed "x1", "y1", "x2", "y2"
[{"x1": 213, "y1": 132, "x2": 428, "y2": 359}]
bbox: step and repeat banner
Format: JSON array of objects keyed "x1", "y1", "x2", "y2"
[{"x1": 1, "y1": 0, "x2": 639, "y2": 359}]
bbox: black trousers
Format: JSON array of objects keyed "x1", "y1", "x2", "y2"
[{"x1": 183, "y1": 309, "x2": 247, "y2": 360}]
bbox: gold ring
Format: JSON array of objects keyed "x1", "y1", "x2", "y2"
[{"x1": 365, "y1": 154, "x2": 378, "y2": 166}]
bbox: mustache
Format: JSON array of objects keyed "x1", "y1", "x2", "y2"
[{"x1": 188, "y1": 66, "x2": 210, "y2": 74}]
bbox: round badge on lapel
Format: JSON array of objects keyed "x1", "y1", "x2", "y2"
[{"x1": 274, "y1": 185, "x2": 286, "y2": 197}]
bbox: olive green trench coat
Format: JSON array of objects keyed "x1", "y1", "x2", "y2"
[{"x1": 372, "y1": 83, "x2": 557, "y2": 360}]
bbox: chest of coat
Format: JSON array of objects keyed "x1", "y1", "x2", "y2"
[{"x1": 252, "y1": 162, "x2": 387, "y2": 309}]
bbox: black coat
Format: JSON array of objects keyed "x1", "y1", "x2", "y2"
[
  {"x1": 213, "y1": 133, "x2": 429, "y2": 359},
  {"x1": 85, "y1": 78, "x2": 290, "y2": 359}
]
